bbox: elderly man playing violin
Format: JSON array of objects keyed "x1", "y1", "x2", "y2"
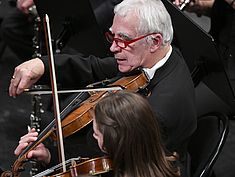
[{"x1": 11, "y1": 0, "x2": 196, "y2": 176}]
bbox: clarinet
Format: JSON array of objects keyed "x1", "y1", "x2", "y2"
[
  {"x1": 29, "y1": 9, "x2": 44, "y2": 176},
  {"x1": 29, "y1": 89, "x2": 44, "y2": 176}
]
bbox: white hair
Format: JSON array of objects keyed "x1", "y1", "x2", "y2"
[{"x1": 114, "y1": 0, "x2": 173, "y2": 46}]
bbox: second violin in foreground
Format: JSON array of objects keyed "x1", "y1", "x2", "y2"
[{"x1": 33, "y1": 156, "x2": 113, "y2": 177}]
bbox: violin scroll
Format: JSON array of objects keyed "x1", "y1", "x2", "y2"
[
  {"x1": 1, "y1": 170, "x2": 12, "y2": 177},
  {"x1": 1, "y1": 155, "x2": 28, "y2": 177}
]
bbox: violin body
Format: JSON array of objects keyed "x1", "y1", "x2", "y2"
[
  {"x1": 44, "y1": 156, "x2": 113, "y2": 177},
  {"x1": 60, "y1": 71, "x2": 149, "y2": 138}
]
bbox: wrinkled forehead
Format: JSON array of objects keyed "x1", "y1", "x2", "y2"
[{"x1": 110, "y1": 13, "x2": 140, "y2": 38}]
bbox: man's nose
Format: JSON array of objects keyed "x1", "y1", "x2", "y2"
[{"x1": 110, "y1": 41, "x2": 121, "y2": 53}]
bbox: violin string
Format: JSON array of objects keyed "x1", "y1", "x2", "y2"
[{"x1": 32, "y1": 157, "x2": 82, "y2": 177}]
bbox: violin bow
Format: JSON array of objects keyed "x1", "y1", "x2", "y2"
[
  {"x1": 24, "y1": 87, "x2": 123, "y2": 95},
  {"x1": 43, "y1": 14, "x2": 66, "y2": 172}
]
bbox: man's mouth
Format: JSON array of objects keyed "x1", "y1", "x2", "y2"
[{"x1": 116, "y1": 58, "x2": 126, "y2": 62}]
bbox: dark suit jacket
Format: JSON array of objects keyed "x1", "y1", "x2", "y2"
[
  {"x1": 41, "y1": 47, "x2": 197, "y2": 158},
  {"x1": 147, "y1": 48, "x2": 196, "y2": 154}
]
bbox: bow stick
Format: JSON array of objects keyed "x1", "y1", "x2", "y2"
[
  {"x1": 44, "y1": 14, "x2": 66, "y2": 172},
  {"x1": 24, "y1": 87, "x2": 123, "y2": 95}
]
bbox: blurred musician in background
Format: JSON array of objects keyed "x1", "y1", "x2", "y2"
[
  {"x1": 0, "y1": 0, "x2": 35, "y2": 60},
  {"x1": 0, "y1": 0, "x2": 122, "y2": 60},
  {"x1": 174, "y1": 0, "x2": 235, "y2": 80}
]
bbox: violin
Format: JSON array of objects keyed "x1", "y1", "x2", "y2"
[
  {"x1": 35, "y1": 156, "x2": 113, "y2": 177},
  {"x1": 60, "y1": 70, "x2": 149, "y2": 138},
  {"x1": 28, "y1": 70, "x2": 149, "y2": 140}
]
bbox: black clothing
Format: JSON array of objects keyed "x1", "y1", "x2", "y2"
[
  {"x1": 210, "y1": 0, "x2": 235, "y2": 82},
  {"x1": 1, "y1": 8, "x2": 34, "y2": 60},
  {"x1": 210, "y1": 0, "x2": 235, "y2": 61},
  {"x1": 146, "y1": 49, "x2": 196, "y2": 153}
]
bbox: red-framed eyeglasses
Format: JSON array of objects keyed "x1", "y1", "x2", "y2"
[{"x1": 105, "y1": 31, "x2": 156, "y2": 49}]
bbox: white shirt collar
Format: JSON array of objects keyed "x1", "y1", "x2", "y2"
[{"x1": 143, "y1": 45, "x2": 172, "y2": 80}]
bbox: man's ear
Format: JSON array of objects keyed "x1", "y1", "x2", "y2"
[{"x1": 150, "y1": 33, "x2": 163, "y2": 52}]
